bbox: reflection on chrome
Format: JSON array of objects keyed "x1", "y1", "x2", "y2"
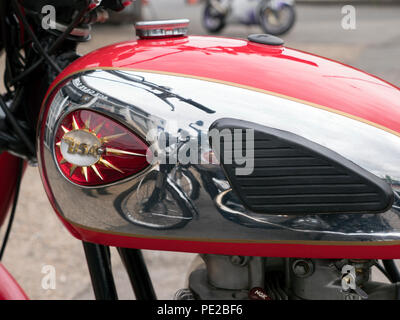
[
  {"x1": 117, "y1": 171, "x2": 196, "y2": 230},
  {"x1": 216, "y1": 189, "x2": 400, "y2": 239},
  {"x1": 39, "y1": 68, "x2": 400, "y2": 243}
]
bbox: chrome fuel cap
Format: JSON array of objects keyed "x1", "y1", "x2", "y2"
[{"x1": 135, "y1": 19, "x2": 190, "y2": 39}]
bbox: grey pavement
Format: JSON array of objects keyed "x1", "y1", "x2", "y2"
[{"x1": 0, "y1": 2, "x2": 399, "y2": 299}]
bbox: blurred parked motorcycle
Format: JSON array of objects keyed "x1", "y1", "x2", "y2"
[{"x1": 203, "y1": 0, "x2": 296, "y2": 35}]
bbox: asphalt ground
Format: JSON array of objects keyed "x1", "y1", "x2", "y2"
[{"x1": 0, "y1": 2, "x2": 399, "y2": 299}]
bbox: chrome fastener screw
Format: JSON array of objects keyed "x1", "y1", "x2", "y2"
[{"x1": 292, "y1": 259, "x2": 314, "y2": 278}]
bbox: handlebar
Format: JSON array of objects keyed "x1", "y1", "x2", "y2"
[
  {"x1": 21, "y1": 0, "x2": 134, "y2": 12},
  {"x1": 102, "y1": 0, "x2": 134, "y2": 12}
]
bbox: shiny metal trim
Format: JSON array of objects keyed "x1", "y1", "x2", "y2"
[
  {"x1": 135, "y1": 19, "x2": 190, "y2": 27},
  {"x1": 42, "y1": 67, "x2": 400, "y2": 139},
  {"x1": 135, "y1": 19, "x2": 189, "y2": 39},
  {"x1": 39, "y1": 68, "x2": 400, "y2": 244},
  {"x1": 55, "y1": 22, "x2": 91, "y2": 38}
]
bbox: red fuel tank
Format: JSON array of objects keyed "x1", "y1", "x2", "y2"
[{"x1": 39, "y1": 35, "x2": 400, "y2": 259}]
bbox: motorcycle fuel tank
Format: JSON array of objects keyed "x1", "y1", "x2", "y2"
[{"x1": 38, "y1": 27, "x2": 400, "y2": 259}]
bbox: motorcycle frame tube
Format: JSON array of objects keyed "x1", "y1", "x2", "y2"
[
  {"x1": 83, "y1": 242, "x2": 156, "y2": 300},
  {"x1": 82, "y1": 241, "x2": 118, "y2": 300},
  {"x1": 117, "y1": 248, "x2": 156, "y2": 300},
  {"x1": 0, "y1": 263, "x2": 28, "y2": 300}
]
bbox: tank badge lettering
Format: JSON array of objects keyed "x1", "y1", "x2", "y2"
[
  {"x1": 55, "y1": 114, "x2": 147, "y2": 183},
  {"x1": 62, "y1": 136, "x2": 100, "y2": 157}
]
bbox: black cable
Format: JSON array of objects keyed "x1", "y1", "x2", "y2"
[
  {"x1": 382, "y1": 260, "x2": 400, "y2": 283},
  {"x1": 9, "y1": 87, "x2": 24, "y2": 113},
  {"x1": 0, "y1": 158, "x2": 23, "y2": 261},
  {"x1": 9, "y1": 58, "x2": 42, "y2": 86},
  {"x1": 1, "y1": 4, "x2": 14, "y2": 95},
  {"x1": 0, "y1": 95, "x2": 35, "y2": 157},
  {"x1": 9, "y1": 1, "x2": 90, "y2": 86},
  {"x1": 48, "y1": 0, "x2": 90, "y2": 55},
  {"x1": 11, "y1": 0, "x2": 61, "y2": 74}
]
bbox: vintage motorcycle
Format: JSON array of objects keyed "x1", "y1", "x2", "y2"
[
  {"x1": 203, "y1": 0, "x2": 296, "y2": 35},
  {"x1": 0, "y1": 0, "x2": 400, "y2": 300}
]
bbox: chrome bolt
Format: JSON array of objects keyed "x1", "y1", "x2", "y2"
[
  {"x1": 230, "y1": 256, "x2": 248, "y2": 266},
  {"x1": 292, "y1": 259, "x2": 314, "y2": 278},
  {"x1": 97, "y1": 147, "x2": 105, "y2": 155}
]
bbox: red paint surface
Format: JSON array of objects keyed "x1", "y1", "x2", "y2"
[
  {"x1": 40, "y1": 35, "x2": 400, "y2": 258},
  {"x1": 0, "y1": 153, "x2": 22, "y2": 227},
  {"x1": 69, "y1": 223, "x2": 400, "y2": 259},
  {"x1": 0, "y1": 264, "x2": 28, "y2": 300},
  {"x1": 52, "y1": 35, "x2": 400, "y2": 134}
]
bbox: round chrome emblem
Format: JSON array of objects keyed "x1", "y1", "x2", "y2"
[
  {"x1": 60, "y1": 129, "x2": 102, "y2": 167},
  {"x1": 54, "y1": 111, "x2": 149, "y2": 185}
]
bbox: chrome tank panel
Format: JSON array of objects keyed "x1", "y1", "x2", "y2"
[{"x1": 40, "y1": 69, "x2": 400, "y2": 243}]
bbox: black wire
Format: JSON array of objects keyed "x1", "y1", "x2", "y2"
[
  {"x1": 9, "y1": 58, "x2": 42, "y2": 86},
  {"x1": 48, "y1": 0, "x2": 90, "y2": 55},
  {"x1": 11, "y1": 0, "x2": 62, "y2": 74},
  {"x1": 0, "y1": 158, "x2": 23, "y2": 261},
  {"x1": 9, "y1": 57, "x2": 42, "y2": 86},
  {"x1": 0, "y1": 95, "x2": 35, "y2": 157},
  {"x1": 397, "y1": 283, "x2": 400, "y2": 300},
  {"x1": 8, "y1": 0, "x2": 90, "y2": 86}
]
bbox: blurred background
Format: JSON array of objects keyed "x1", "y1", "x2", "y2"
[
  {"x1": 106, "y1": 0, "x2": 400, "y2": 85},
  {"x1": 0, "y1": 0, "x2": 399, "y2": 299}
]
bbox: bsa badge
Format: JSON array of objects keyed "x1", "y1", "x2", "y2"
[{"x1": 54, "y1": 110, "x2": 150, "y2": 186}]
